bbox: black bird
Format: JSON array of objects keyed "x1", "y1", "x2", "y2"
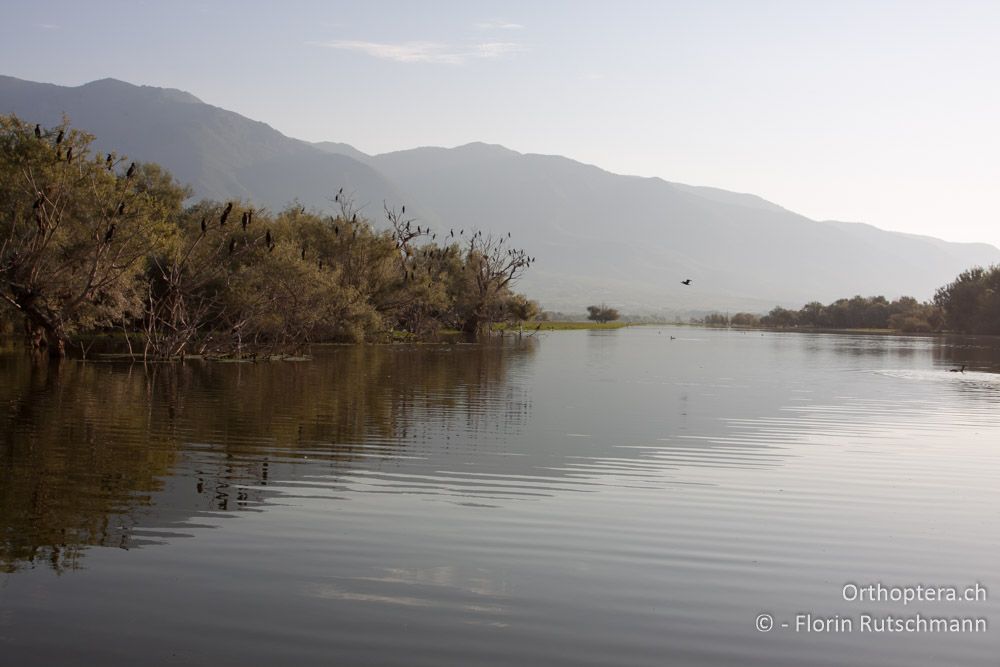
[
  {"x1": 266, "y1": 229, "x2": 272, "y2": 246},
  {"x1": 106, "y1": 153, "x2": 114, "y2": 170},
  {"x1": 352, "y1": 213, "x2": 357, "y2": 223},
  {"x1": 338, "y1": 187, "x2": 343, "y2": 195},
  {"x1": 229, "y1": 238, "x2": 237, "y2": 255},
  {"x1": 301, "y1": 247, "x2": 306, "y2": 260},
  {"x1": 200, "y1": 217, "x2": 207, "y2": 234},
  {"x1": 126, "y1": 162, "x2": 136, "y2": 179},
  {"x1": 681, "y1": 279, "x2": 692, "y2": 285},
  {"x1": 247, "y1": 209, "x2": 253, "y2": 226},
  {"x1": 401, "y1": 205, "x2": 406, "y2": 214},
  {"x1": 241, "y1": 211, "x2": 249, "y2": 230},
  {"x1": 334, "y1": 225, "x2": 339, "y2": 236},
  {"x1": 104, "y1": 224, "x2": 116, "y2": 243},
  {"x1": 55, "y1": 130, "x2": 64, "y2": 145},
  {"x1": 220, "y1": 202, "x2": 233, "y2": 225},
  {"x1": 66, "y1": 147, "x2": 73, "y2": 163},
  {"x1": 117, "y1": 202, "x2": 125, "y2": 216},
  {"x1": 34, "y1": 124, "x2": 41, "y2": 139},
  {"x1": 949, "y1": 364, "x2": 966, "y2": 373}
]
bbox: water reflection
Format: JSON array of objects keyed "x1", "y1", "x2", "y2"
[
  {"x1": 1, "y1": 328, "x2": 999, "y2": 667},
  {"x1": 0, "y1": 342, "x2": 536, "y2": 572}
]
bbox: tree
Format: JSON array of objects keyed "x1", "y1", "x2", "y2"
[
  {"x1": 586, "y1": 304, "x2": 620, "y2": 323},
  {"x1": 0, "y1": 116, "x2": 187, "y2": 355},
  {"x1": 934, "y1": 265, "x2": 1000, "y2": 334}
]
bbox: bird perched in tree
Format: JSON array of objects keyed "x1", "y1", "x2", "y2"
[
  {"x1": 229, "y1": 238, "x2": 237, "y2": 255},
  {"x1": 104, "y1": 224, "x2": 116, "y2": 243},
  {"x1": 126, "y1": 162, "x2": 136, "y2": 179},
  {"x1": 352, "y1": 213, "x2": 357, "y2": 223},
  {"x1": 66, "y1": 147, "x2": 73, "y2": 163},
  {"x1": 334, "y1": 225, "x2": 339, "y2": 236},
  {"x1": 200, "y1": 217, "x2": 207, "y2": 234},
  {"x1": 55, "y1": 130, "x2": 64, "y2": 145},
  {"x1": 401, "y1": 205, "x2": 406, "y2": 214},
  {"x1": 681, "y1": 279, "x2": 692, "y2": 285},
  {"x1": 241, "y1": 211, "x2": 249, "y2": 230},
  {"x1": 266, "y1": 229, "x2": 273, "y2": 247},
  {"x1": 105, "y1": 153, "x2": 114, "y2": 170},
  {"x1": 301, "y1": 247, "x2": 306, "y2": 260},
  {"x1": 117, "y1": 202, "x2": 125, "y2": 216},
  {"x1": 220, "y1": 202, "x2": 233, "y2": 225},
  {"x1": 34, "y1": 124, "x2": 41, "y2": 139}
]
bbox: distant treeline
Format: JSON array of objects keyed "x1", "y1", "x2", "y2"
[
  {"x1": 0, "y1": 116, "x2": 538, "y2": 358},
  {"x1": 695, "y1": 265, "x2": 1000, "y2": 334}
]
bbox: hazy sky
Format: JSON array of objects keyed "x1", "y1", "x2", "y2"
[{"x1": 3, "y1": 0, "x2": 998, "y2": 246}]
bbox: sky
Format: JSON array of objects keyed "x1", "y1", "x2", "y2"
[{"x1": 2, "y1": 0, "x2": 998, "y2": 247}]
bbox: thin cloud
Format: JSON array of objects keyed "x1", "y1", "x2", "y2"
[
  {"x1": 476, "y1": 20, "x2": 525, "y2": 30},
  {"x1": 311, "y1": 39, "x2": 526, "y2": 65}
]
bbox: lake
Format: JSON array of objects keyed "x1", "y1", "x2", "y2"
[{"x1": 1, "y1": 327, "x2": 997, "y2": 666}]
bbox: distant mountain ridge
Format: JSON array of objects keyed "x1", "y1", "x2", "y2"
[{"x1": 3, "y1": 74, "x2": 998, "y2": 312}]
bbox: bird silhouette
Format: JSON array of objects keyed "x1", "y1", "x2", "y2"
[
  {"x1": 65, "y1": 147, "x2": 73, "y2": 163},
  {"x1": 681, "y1": 279, "x2": 692, "y2": 285},
  {"x1": 200, "y1": 217, "x2": 207, "y2": 234},
  {"x1": 117, "y1": 202, "x2": 125, "y2": 216},
  {"x1": 55, "y1": 130, "x2": 64, "y2": 145},
  {"x1": 105, "y1": 153, "x2": 114, "y2": 170},
  {"x1": 104, "y1": 224, "x2": 116, "y2": 243},
  {"x1": 126, "y1": 162, "x2": 136, "y2": 179},
  {"x1": 34, "y1": 124, "x2": 41, "y2": 139},
  {"x1": 220, "y1": 202, "x2": 233, "y2": 225},
  {"x1": 241, "y1": 211, "x2": 249, "y2": 230},
  {"x1": 266, "y1": 229, "x2": 273, "y2": 246}
]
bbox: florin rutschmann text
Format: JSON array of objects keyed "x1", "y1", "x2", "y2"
[{"x1": 755, "y1": 583, "x2": 989, "y2": 634}]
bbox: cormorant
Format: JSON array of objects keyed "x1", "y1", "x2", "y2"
[
  {"x1": 66, "y1": 147, "x2": 73, "y2": 163},
  {"x1": 104, "y1": 224, "x2": 116, "y2": 242},
  {"x1": 117, "y1": 202, "x2": 125, "y2": 216},
  {"x1": 34, "y1": 124, "x2": 41, "y2": 139},
  {"x1": 126, "y1": 162, "x2": 136, "y2": 179},
  {"x1": 220, "y1": 202, "x2": 233, "y2": 225},
  {"x1": 266, "y1": 229, "x2": 272, "y2": 246},
  {"x1": 241, "y1": 211, "x2": 249, "y2": 230},
  {"x1": 106, "y1": 153, "x2": 114, "y2": 170},
  {"x1": 681, "y1": 279, "x2": 692, "y2": 285},
  {"x1": 200, "y1": 217, "x2": 207, "y2": 234},
  {"x1": 55, "y1": 130, "x2": 64, "y2": 145},
  {"x1": 401, "y1": 205, "x2": 406, "y2": 214}
]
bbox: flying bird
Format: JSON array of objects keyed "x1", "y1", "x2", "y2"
[{"x1": 681, "y1": 279, "x2": 692, "y2": 285}]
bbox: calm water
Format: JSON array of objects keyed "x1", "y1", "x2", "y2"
[{"x1": 1, "y1": 328, "x2": 998, "y2": 666}]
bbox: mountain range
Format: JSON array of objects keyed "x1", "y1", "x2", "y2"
[{"x1": 3, "y1": 74, "x2": 997, "y2": 314}]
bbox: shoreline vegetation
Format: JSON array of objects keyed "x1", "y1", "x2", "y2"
[
  {"x1": 4, "y1": 116, "x2": 998, "y2": 361},
  {"x1": 1, "y1": 116, "x2": 540, "y2": 359}
]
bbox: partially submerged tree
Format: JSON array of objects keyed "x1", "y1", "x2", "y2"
[{"x1": 1, "y1": 116, "x2": 186, "y2": 355}]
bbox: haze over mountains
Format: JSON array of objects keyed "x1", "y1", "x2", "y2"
[{"x1": 3, "y1": 74, "x2": 997, "y2": 313}]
